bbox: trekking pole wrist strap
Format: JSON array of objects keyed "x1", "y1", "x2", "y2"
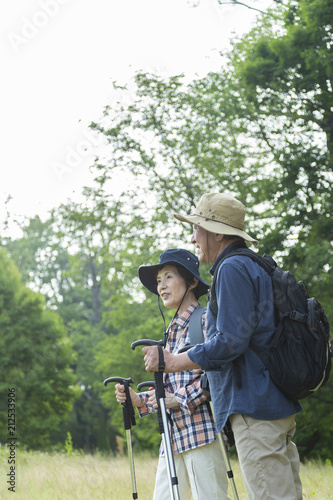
[
  {"x1": 158, "y1": 344, "x2": 165, "y2": 372},
  {"x1": 154, "y1": 346, "x2": 165, "y2": 402},
  {"x1": 123, "y1": 381, "x2": 136, "y2": 429}
]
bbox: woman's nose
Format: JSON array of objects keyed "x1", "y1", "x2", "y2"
[{"x1": 157, "y1": 280, "x2": 166, "y2": 292}]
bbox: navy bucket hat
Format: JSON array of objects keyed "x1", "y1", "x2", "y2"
[{"x1": 138, "y1": 249, "x2": 210, "y2": 298}]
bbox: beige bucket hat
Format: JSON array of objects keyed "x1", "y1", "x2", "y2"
[{"x1": 174, "y1": 193, "x2": 258, "y2": 247}]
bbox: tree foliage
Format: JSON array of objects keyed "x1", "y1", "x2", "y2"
[{"x1": 0, "y1": 249, "x2": 77, "y2": 449}]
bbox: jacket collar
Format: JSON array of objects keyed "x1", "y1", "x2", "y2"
[{"x1": 210, "y1": 240, "x2": 247, "y2": 276}]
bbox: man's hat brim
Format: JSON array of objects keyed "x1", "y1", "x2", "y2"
[{"x1": 174, "y1": 213, "x2": 258, "y2": 247}]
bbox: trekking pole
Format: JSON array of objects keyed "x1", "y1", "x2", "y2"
[
  {"x1": 137, "y1": 380, "x2": 175, "y2": 500},
  {"x1": 179, "y1": 346, "x2": 239, "y2": 500},
  {"x1": 103, "y1": 376, "x2": 138, "y2": 500},
  {"x1": 132, "y1": 339, "x2": 180, "y2": 500},
  {"x1": 209, "y1": 404, "x2": 239, "y2": 500}
]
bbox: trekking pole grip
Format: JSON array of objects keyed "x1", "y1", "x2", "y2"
[
  {"x1": 103, "y1": 376, "x2": 136, "y2": 430},
  {"x1": 103, "y1": 376, "x2": 134, "y2": 387},
  {"x1": 131, "y1": 339, "x2": 165, "y2": 349},
  {"x1": 178, "y1": 345, "x2": 192, "y2": 353},
  {"x1": 137, "y1": 381, "x2": 155, "y2": 392},
  {"x1": 132, "y1": 339, "x2": 166, "y2": 401},
  {"x1": 131, "y1": 338, "x2": 166, "y2": 374},
  {"x1": 137, "y1": 381, "x2": 165, "y2": 435}
]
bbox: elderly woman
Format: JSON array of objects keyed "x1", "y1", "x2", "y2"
[{"x1": 115, "y1": 249, "x2": 230, "y2": 500}]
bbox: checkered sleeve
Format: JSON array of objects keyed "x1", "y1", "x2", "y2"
[
  {"x1": 137, "y1": 391, "x2": 156, "y2": 418},
  {"x1": 173, "y1": 374, "x2": 207, "y2": 414}
]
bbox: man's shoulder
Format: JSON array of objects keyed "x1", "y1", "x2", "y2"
[
  {"x1": 216, "y1": 251, "x2": 254, "y2": 271},
  {"x1": 215, "y1": 251, "x2": 270, "y2": 283}
]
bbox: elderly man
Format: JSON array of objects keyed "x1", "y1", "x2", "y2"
[{"x1": 143, "y1": 193, "x2": 303, "y2": 500}]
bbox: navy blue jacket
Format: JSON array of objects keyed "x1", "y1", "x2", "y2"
[{"x1": 188, "y1": 241, "x2": 302, "y2": 433}]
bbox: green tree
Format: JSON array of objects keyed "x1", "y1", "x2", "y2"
[
  {"x1": 0, "y1": 197, "x2": 125, "y2": 451},
  {"x1": 0, "y1": 249, "x2": 77, "y2": 449},
  {"x1": 230, "y1": 0, "x2": 333, "y2": 257},
  {"x1": 0, "y1": 215, "x2": 71, "y2": 303}
]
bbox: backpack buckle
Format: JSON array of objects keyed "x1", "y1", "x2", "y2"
[{"x1": 289, "y1": 310, "x2": 307, "y2": 323}]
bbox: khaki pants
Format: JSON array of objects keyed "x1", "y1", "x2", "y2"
[
  {"x1": 153, "y1": 439, "x2": 231, "y2": 500},
  {"x1": 229, "y1": 413, "x2": 302, "y2": 500}
]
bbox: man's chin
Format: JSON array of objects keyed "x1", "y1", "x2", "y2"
[{"x1": 197, "y1": 253, "x2": 205, "y2": 263}]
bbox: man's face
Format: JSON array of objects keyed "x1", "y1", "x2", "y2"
[{"x1": 191, "y1": 224, "x2": 210, "y2": 263}]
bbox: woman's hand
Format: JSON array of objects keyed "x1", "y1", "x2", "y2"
[
  {"x1": 148, "y1": 389, "x2": 180, "y2": 410},
  {"x1": 115, "y1": 384, "x2": 143, "y2": 408}
]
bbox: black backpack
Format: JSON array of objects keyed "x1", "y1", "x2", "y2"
[
  {"x1": 209, "y1": 248, "x2": 332, "y2": 401},
  {"x1": 188, "y1": 306, "x2": 206, "y2": 345}
]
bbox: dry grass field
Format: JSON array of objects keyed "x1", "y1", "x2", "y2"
[{"x1": 0, "y1": 448, "x2": 332, "y2": 499}]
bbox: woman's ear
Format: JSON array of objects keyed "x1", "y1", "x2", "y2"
[{"x1": 188, "y1": 277, "x2": 199, "y2": 292}]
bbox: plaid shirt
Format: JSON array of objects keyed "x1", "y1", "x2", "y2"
[{"x1": 138, "y1": 301, "x2": 216, "y2": 455}]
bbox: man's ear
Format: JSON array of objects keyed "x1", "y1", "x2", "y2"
[{"x1": 215, "y1": 233, "x2": 224, "y2": 242}]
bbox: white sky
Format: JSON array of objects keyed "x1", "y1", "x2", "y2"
[{"x1": 1, "y1": 0, "x2": 273, "y2": 232}]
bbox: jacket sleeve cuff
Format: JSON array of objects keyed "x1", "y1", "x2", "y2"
[{"x1": 137, "y1": 392, "x2": 156, "y2": 417}]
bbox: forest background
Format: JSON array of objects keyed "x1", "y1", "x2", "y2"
[{"x1": 1, "y1": 0, "x2": 332, "y2": 463}]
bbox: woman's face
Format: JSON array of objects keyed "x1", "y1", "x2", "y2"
[{"x1": 156, "y1": 265, "x2": 188, "y2": 310}]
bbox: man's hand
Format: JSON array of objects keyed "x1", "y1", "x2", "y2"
[
  {"x1": 142, "y1": 346, "x2": 173, "y2": 372},
  {"x1": 142, "y1": 346, "x2": 200, "y2": 373}
]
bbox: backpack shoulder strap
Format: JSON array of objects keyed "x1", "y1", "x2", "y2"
[
  {"x1": 188, "y1": 306, "x2": 206, "y2": 345},
  {"x1": 209, "y1": 248, "x2": 278, "y2": 388},
  {"x1": 209, "y1": 248, "x2": 277, "y2": 316},
  {"x1": 218, "y1": 248, "x2": 276, "y2": 276}
]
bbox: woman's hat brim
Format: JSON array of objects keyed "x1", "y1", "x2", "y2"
[{"x1": 138, "y1": 249, "x2": 210, "y2": 297}]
